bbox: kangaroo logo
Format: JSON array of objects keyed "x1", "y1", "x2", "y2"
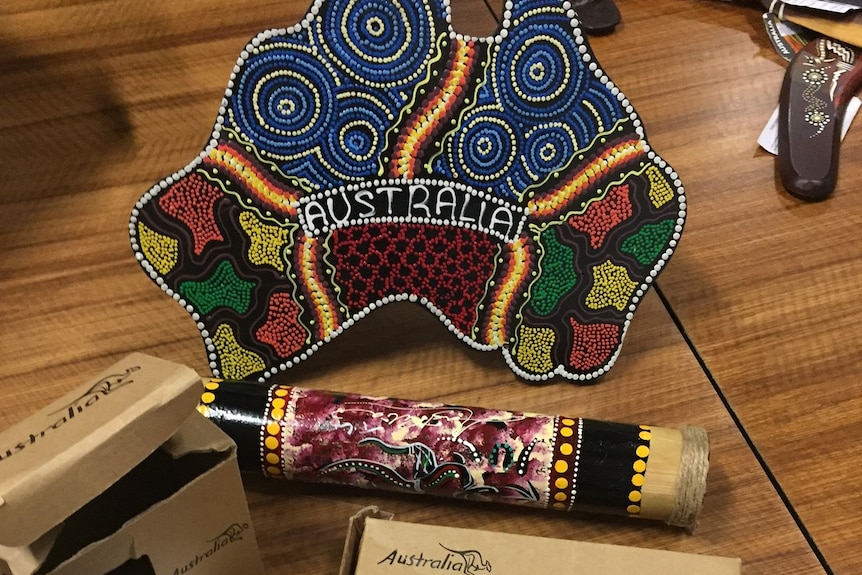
[
  {"x1": 439, "y1": 545, "x2": 492, "y2": 575},
  {"x1": 48, "y1": 366, "x2": 140, "y2": 415},
  {"x1": 130, "y1": 0, "x2": 685, "y2": 383}
]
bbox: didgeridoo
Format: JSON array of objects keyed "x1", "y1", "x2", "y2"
[{"x1": 198, "y1": 380, "x2": 709, "y2": 530}]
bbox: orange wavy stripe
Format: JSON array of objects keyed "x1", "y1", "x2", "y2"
[
  {"x1": 298, "y1": 236, "x2": 338, "y2": 339},
  {"x1": 528, "y1": 138, "x2": 644, "y2": 218},
  {"x1": 484, "y1": 237, "x2": 532, "y2": 346},
  {"x1": 206, "y1": 142, "x2": 299, "y2": 216},
  {"x1": 391, "y1": 40, "x2": 475, "y2": 178}
]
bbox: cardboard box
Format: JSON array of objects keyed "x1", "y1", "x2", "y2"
[
  {"x1": 343, "y1": 517, "x2": 741, "y2": 575},
  {"x1": 0, "y1": 354, "x2": 264, "y2": 575}
]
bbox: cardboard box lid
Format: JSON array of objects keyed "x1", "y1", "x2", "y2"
[
  {"x1": 0, "y1": 353, "x2": 201, "y2": 548},
  {"x1": 354, "y1": 518, "x2": 742, "y2": 574}
]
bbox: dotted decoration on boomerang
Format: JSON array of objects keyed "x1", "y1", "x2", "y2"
[{"x1": 130, "y1": 0, "x2": 686, "y2": 383}]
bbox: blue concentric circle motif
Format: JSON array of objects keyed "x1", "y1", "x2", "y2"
[
  {"x1": 231, "y1": 44, "x2": 336, "y2": 154},
  {"x1": 522, "y1": 123, "x2": 579, "y2": 179},
  {"x1": 493, "y1": 16, "x2": 586, "y2": 119},
  {"x1": 322, "y1": 89, "x2": 393, "y2": 179},
  {"x1": 315, "y1": 0, "x2": 436, "y2": 87},
  {"x1": 452, "y1": 110, "x2": 518, "y2": 186}
]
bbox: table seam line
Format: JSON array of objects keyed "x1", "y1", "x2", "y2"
[{"x1": 655, "y1": 282, "x2": 835, "y2": 575}]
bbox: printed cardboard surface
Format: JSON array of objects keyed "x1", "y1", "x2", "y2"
[
  {"x1": 0, "y1": 353, "x2": 201, "y2": 549},
  {"x1": 45, "y1": 415, "x2": 264, "y2": 575},
  {"x1": 0, "y1": 354, "x2": 264, "y2": 575},
  {"x1": 350, "y1": 518, "x2": 741, "y2": 575}
]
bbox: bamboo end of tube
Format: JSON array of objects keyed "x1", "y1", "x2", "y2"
[{"x1": 639, "y1": 426, "x2": 709, "y2": 532}]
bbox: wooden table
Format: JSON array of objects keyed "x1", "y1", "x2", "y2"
[{"x1": 1, "y1": 1, "x2": 858, "y2": 573}]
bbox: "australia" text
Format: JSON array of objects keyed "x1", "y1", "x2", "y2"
[{"x1": 298, "y1": 179, "x2": 526, "y2": 242}]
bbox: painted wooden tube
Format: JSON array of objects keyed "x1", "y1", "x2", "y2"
[{"x1": 197, "y1": 379, "x2": 709, "y2": 530}]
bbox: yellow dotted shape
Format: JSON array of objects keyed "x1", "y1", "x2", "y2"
[
  {"x1": 212, "y1": 323, "x2": 268, "y2": 380},
  {"x1": 515, "y1": 325, "x2": 556, "y2": 374},
  {"x1": 264, "y1": 436, "x2": 279, "y2": 450},
  {"x1": 632, "y1": 473, "x2": 645, "y2": 487},
  {"x1": 560, "y1": 427, "x2": 574, "y2": 438},
  {"x1": 633, "y1": 459, "x2": 647, "y2": 473},
  {"x1": 559, "y1": 443, "x2": 573, "y2": 456},
  {"x1": 555, "y1": 477, "x2": 569, "y2": 490},
  {"x1": 636, "y1": 445, "x2": 650, "y2": 458},
  {"x1": 629, "y1": 490, "x2": 642, "y2": 503},
  {"x1": 200, "y1": 392, "x2": 216, "y2": 404},
  {"x1": 626, "y1": 504, "x2": 641, "y2": 515},
  {"x1": 646, "y1": 165, "x2": 675, "y2": 208},
  {"x1": 204, "y1": 380, "x2": 220, "y2": 391},
  {"x1": 554, "y1": 460, "x2": 568, "y2": 474},
  {"x1": 238, "y1": 211, "x2": 292, "y2": 272},
  {"x1": 266, "y1": 422, "x2": 281, "y2": 435},
  {"x1": 586, "y1": 260, "x2": 637, "y2": 312},
  {"x1": 138, "y1": 221, "x2": 179, "y2": 275}
]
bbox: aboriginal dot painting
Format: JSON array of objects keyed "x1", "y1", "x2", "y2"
[{"x1": 130, "y1": 0, "x2": 687, "y2": 383}]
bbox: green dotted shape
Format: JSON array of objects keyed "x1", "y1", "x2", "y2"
[
  {"x1": 179, "y1": 260, "x2": 254, "y2": 315},
  {"x1": 621, "y1": 219, "x2": 675, "y2": 266},
  {"x1": 530, "y1": 227, "x2": 578, "y2": 317}
]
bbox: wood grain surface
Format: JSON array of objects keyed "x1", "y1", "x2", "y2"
[
  {"x1": 592, "y1": 4, "x2": 862, "y2": 575},
  {"x1": 0, "y1": 1, "x2": 856, "y2": 573}
]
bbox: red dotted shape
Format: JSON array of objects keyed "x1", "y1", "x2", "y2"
[
  {"x1": 255, "y1": 292, "x2": 307, "y2": 358},
  {"x1": 568, "y1": 318, "x2": 622, "y2": 372},
  {"x1": 158, "y1": 173, "x2": 225, "y2": 255},
  {"x1": 568, "y1": 184, "x2": 632, "y2": 250},
  {"x1": 330, "y1": 224, "x2": 499, "y2": 334}
]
